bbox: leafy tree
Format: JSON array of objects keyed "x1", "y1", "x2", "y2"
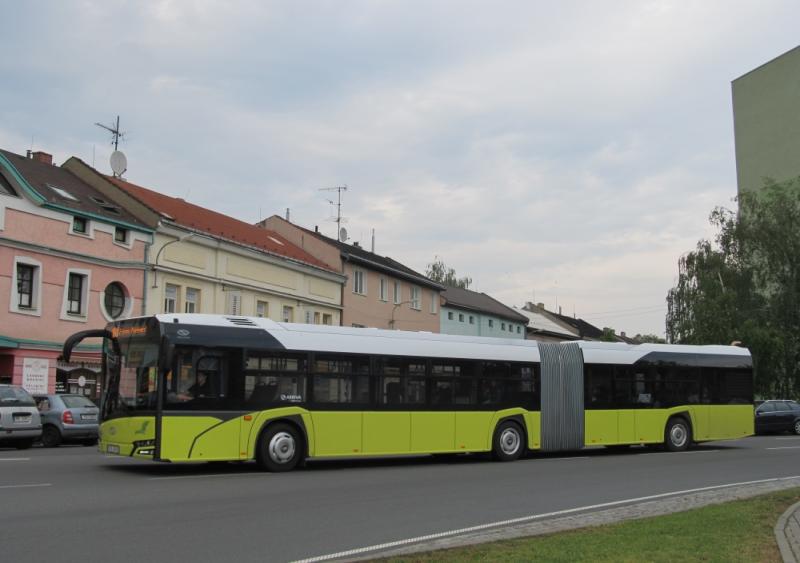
[
  {"x1": 666, "y1": 177, "x2": 800, "y2": 398},
  {"x1": 632, "y1": 333, "x2": 667, "y2": 344},
  {"x1": 426, "y1": 258, "x2": 472, "y2": 289},
  {"x1": 600, "y1": 327, "x2": 617, "y2": 342}
]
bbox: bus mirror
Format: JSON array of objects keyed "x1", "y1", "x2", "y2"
[{"x1": 62, "y1": 329, "x2": 113, "y2": 362}]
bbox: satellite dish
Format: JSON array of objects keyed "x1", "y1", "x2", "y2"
[
  {"x1": 339, "y1": 227, "x2": 348, "y2": 242},
  {"x1": 110, "y1": 150, "x2": 127, "y2": 177}
]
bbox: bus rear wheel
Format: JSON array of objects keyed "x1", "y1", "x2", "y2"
[
  {"x1": 492, "y1": 421, "x2": 524, "y2": 462},
  {"x1": 664, "y1": 417, "x2": 692, "y2": 452},
  {"x1": 256, "y1": 423, "x2": 304, "y2": 472}
]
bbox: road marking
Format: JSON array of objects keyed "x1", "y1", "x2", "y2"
[
  {"x1": 0, "y1": 483, "x2": 52, "y2": 490},
  {"x1": 0, "y1": 458, "x2": 30, "y2": 461},
  {"x1": 538, "y1": 456, "x2": 590, "y2": 461},
  {"x1": 767, "y1": 446, "x2": 800, "y2": 450},
  {"x1": 292, "y1": 475, "x2": 800, "y2": 563},
  {"x1": 773, "y1": 437, "x2": 800, "y2": 440},
  {"x1": 148, "y1": 472, "x2": 267, "y2": 481}
]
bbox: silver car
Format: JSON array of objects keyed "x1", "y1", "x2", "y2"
[
  {"x1": 0, "y1": 385, "x2": 42, "y2": 449},
  {"x1": 34, "y1": 394, "x2": 99, "y2": 447}
]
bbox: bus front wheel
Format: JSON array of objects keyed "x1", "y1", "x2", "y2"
[
  {"x1": 664, "y1": 417, "x2": 692, "y2": 452},
  {"x1": 256, "y1": 423, "x2": 304, "y2": 472},
  {"x1": 492, "y1": 421, "x2": 524, "y2": 462}
]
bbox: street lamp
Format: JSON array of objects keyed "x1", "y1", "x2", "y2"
[
  {"x1": 389, "y1": 300, "x2": 413, "y2": 329},
  {"x1": 151, "y1": 233, "x2": 195, "y2": 288}
]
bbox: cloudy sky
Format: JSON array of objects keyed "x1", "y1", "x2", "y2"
[{"x1": 1, "y1": 1, "x2": 798, "y2": 337}]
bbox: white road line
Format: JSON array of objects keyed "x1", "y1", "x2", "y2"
[
  {"x1": 773, "y1": 437, "x2": 800, "y2": 440},
  {"x1": 767, "y1": 446, "x2": 800, "y2": 450},
  {"x1": 148, "y1": 472, "x2": 267, "y2": 481},
  {"x1": 0, "y1": 458, "x2": 30, "y2": 461},
  {"x1": 0, "y1": 483, "x2": 52, "y2": 490},
  {"x1": 292, "y1": 475, "x2": 800, "y2": 563}
]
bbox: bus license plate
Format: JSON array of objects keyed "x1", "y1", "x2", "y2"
[{"x1": 107, "y1": 444, "x2": 120, "y2": 454}]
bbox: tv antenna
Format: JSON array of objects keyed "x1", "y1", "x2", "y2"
[
  {"x1": 95, "y1": 115, "x2": 128, "y2": 177},
  {"x1": 95, "y1": 115, "x2": 125, "y2": 151},
  {"x1": 319, "y1": 185, "x2": 348, "y2": 240}
]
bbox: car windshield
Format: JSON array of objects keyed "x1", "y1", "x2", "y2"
[
  {"x1": 0, "y1": 386, "x2": 36, "y2": 406},
  {"x1": 62, "y1": 395, "x2": 96, "y2": 409}
]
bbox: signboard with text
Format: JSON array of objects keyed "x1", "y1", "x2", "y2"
[{"x1": 22, "y1": 358, "x2": 49, "y2": 394}]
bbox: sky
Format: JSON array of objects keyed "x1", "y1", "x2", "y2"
[{"x1": 1, "y1": 1, "x2": 798, "y2": 337}]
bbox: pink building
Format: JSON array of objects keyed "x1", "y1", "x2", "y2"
[{"x1": 0, "y1": 149, "x2": 152, "y2": 399}]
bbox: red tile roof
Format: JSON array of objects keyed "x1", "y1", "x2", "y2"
[{"x1": 107, "y1": 176, "x2": 339, "y2": 273}]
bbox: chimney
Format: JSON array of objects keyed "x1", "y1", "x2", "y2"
[
  {"x1": 31, "y1": 151, "x2": 52, "y2": 165},
  {"x1": 314, "y1": 225, "x2": 319, "y2": 233},
  {"x1": 285, "y1": 208, "x2": 290, "y2": 221},
  {"x1": 621, "y1": 331, "x2": 626, "y2": 338},
  {"x1": 371, "y1": 229, "x2": 375, "y2": 253},
  {"x1": 537, "y1": 302, "x2": 545, "y2": 309},
  {"x1": 558, "y1": 306, "x2": 562, "y2": 315},
  {"x1": 353, "y1": 241, "x2": 360, "y2": 248}
]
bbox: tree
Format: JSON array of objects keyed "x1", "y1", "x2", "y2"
[
  {"x1": 425, "y1": 258, "x2": 472, "y2": 289},
  {"x1": 631, "y1": 334, "x2": 666, "y2": 344},
  {"x1": 666, "y1": 177, "x2": 800, "y2": 398},
  {"x1": 600, "y1": 327, "x2": 617, "y2": 342}
]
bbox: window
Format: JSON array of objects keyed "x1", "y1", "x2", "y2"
[
  {"x1": 379, "y1": 358, "x2": 426, "y2": 405},
  {"x1": 0, "y1": 174, "x2": 18, "y2": 196},
  {"x1": 313, "y1": 311, "x2": 321, "y2": 324},
  {"x1": 282, "y1": 305, "x2": 294, "y2": 323},
  {"x1": 312, "y1": 355, "x2": 370, "y2": 404},
  {"x1": 469, "y1": 316, "x2": 474, "y2": 325},
  {"x1": 353, "y1": 269, "x2": 366, "y2": 295},
  {"x1": 226, "y1": 291, "x2": 242, "y2": 315},
  {"x1": 256, "y1": 300, "x2": 268, "y2": 318},
  {"x1": 458, "y1": 313, "x2": 464, "y2": 322},
  {"x1": 393, "y1": 281, "x2": 401, "y2": 304},
  {"x1": 517, "y1": 326, "x2": 521, "y2": 334},
  {"x1": 244, "y1": 353, "x2": 306, "y2": 406},
  {"x1": 114, "y1": 227, "x2": 128, "y2": 243},
  {"x1": 164, "y1": 284, "x2": 178, "y2": 313},
  {"x1": 67, "y1": 273, "x2": 86, "y2": 315},
  {"x1": 501, "y1": 322, "x2": 506, "y2": 330},
  {"x1": 104, "y1": 282, "x2": 126, "y2": 319},
  {"x1": 410, "y1": 286, "x2": 421, "y2": 310},
  {"x1": 185, "y1": 288, "x2": 199, "y2": 313},
  {"x1": 430, "y1": 291, "x2": 437, "y2": 314},
  {"x1": 322, "y1": 313, "x2": 333, "y2": 325},
  {"x1": 305, "y1": 310, "x2": 313, "y2": 324},
  {"x1": 379, "y1": 277, "x2": 388, "y2": 301},
  {"x1": 17, "y1": 264, "x2": 34, "y2": 309},
  {"x1": 72, "y1": 216, "x2": 88, "y2": 234},
  {"x1": 448, "y1": 311, "x2": 454, "y2": 320},
  {"x1": 488, "y1": 319, "x2": 494, "y2": 328},
  {"x1": 166, "y1": 349, "x2": 230, "y2": 407}
]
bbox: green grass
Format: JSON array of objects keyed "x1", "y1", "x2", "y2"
[{"x1": 383, "y1": 487, "x2": 800, "y2": 563}]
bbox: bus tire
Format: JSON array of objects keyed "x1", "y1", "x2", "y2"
[
  {"x1": 793, "y1": 419, "x2": 800, "y2": 436},
  {"x1": 256, "y1": 422, "x2": 304, "y2": 472},
  {"x1": 492, "y1": 421, "x2": 524, "y2": 462},
  {"x1": 664, "y1": 417, "x2": 691, "y2": 452}
]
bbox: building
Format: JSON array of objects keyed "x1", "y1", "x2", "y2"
[
  {"x1": 520, "y1": 302, "x2": 616, "y2": 342},
  {"x1": 0, "y1": 149, "x2": 152, "y2": 397},
  {"x1": 440, "y1": 287, "x2": 527, "y2": 339},
  {"x1": 64, "y1": 159, "x2": 346, "y2": 323},
  {"x1": 732, "y1": 45, "x2": 800, "y2": 194},
  {"x1": 514, "y1": 305, "x2": 580, "y2": 342},
  {"x1": 260, "y1": 216, "x2": 443, "y2": 331}
]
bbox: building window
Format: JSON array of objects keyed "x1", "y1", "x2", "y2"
[
  {"x1": 430, "y1": 291, "x2": 437, "y2": 314},
  {"x1": 0, "y1": 173, "x2": 18, "y2": 196},
  {"x1": 256, "y1": 300, "x2": 268, "y2": 318},
  {"x1": 322, "y1": 313, "x2": 333, "y2": 325},
  {"x1": 501, "y1": 322, "x2": 506, "y2": 330},
  {"x1": 517, "y1": 326, "x2": 522, "y2": 334},
  {"x1": 393, "y1": 281, "x2": 401, "y2": 304},
  {"x1": 72, "y1": 216, "x2": 88, "y2": 234},
  {"x1": 379, "y1": 277, "x2": 388, "y2": 301},
  {"x1": 185, "y1": 288, "x2": 200, "y2": 313},
  {"x1": 104, "y1": 282, "x2": 126, "y2": 319},
  {"x1": 164, "y1": 284, "x2": 178, "y2": 313},
  {"x1": 17, "y1": 264, "x2": 34, "y2": 309},
  {"x1": 313, "y1": 311, "x2": 321, "y2": 324},
  {"x1": 410, "y1": 286, "x2": 421, "y2": 310},
  {"x1": 226, "y1": 291, "x2": 242, "y2": 315},
  {"x1": 353, "y1": 269, "x2": 366, "y2": 295},
  {"x1": 114, "y1": 227, "x2": 128, "y2": 243},
  {"x1": 67, "y1": 273, "x2": 86, "y2": 315},
  {"x1": 282, "y1": 306, "x2": 294, "y2": 323},
  {"x1": 448, "y1": 311, "x2": 454, "y2": 320},
  {"x1": 458, "y1": 313, "x2": 464, "y2": 322},
  {"x1": 469, "y1": 316, "x2": 475, "y2": 325},
  {"x1": 488, "y1": 319, "x2": 494, "y2": 328}
]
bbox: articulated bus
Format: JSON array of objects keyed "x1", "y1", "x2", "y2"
[{"x1": 62, "y1": 314, "x2": 754, "y2": 471}]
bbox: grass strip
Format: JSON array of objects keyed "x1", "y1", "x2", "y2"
[{"x1": 383, "y1": 487, "x2": 800, "y2": 563}]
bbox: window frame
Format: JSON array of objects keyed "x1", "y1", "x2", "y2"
[
  {"x1": 353, "y1": 269, "x2": 366, "y2": 295},
  {"x1": 101, "y1": 281, "x2": 129, "y2": 321},
  {"x1": 410, "y1": 286, "x2": 421, "y2": 310},
  {"x1": 185, "y1": 287, "x2": 200, "y2": 314},
  {"x1": 164, "y1": 283, "x2": 179, "y2": 313},
  {"x1": 10, "y1": 257, "x2": 42, "y2": 316},
  {"x1": 60, "y1": 268, "x2": 91, "y2": 321},
  {"x1": 379, "y1": 277, "x2": 388, "y2": 302}
]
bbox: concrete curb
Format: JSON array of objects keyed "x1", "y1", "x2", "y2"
[
  {"x1": 352, "y1": 478, "x2": 800, "y2": 561},
  {"x1": 775, "y1": 500, "x2": 800, "y2": 563}
]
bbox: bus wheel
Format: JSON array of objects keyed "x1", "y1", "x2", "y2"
[
  {"x1": 664, "y1": 417, "x2": 691, "y2": 452},
  {"x1": 257, "y1": 423, "x2": 304, "y2": 472},
  {"x1": 794, "y1": 420, "x2": 800, "y2": 436},
  {"x1": 493, "y1": 421, "x2": 524, "y2": 462}
]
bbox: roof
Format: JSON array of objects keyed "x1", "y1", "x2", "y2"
[
  {"x1": 0, "y1": 149, "x2": 149, "y2": 230},
  {"x1": 106, "y1": 177, "x2": 339, "y2": 273},
  {"x1": 551, "y1": 312, "x2": 605, "y2": 339},
  {"x1": 514, "y1": 307, "x2": 579, "y2": 339},
  {"x1": 441, "y1": 287, "x2": 529, "y2": 323},
  {"x1": 291, "y1": 220, "x2": 442, "y2": 290}
]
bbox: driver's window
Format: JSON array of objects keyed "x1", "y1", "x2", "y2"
[{"x1": 167, "y1": 348, "x2": 227, "y2": 406}]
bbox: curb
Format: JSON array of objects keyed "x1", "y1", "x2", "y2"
[{"x1": 775, "y1": 500, "x2": 800, "y2": 563}]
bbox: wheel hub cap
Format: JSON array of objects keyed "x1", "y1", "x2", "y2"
[
  {"x1": 500, "y1": 428, "x2": 520, "y2": 455},
  {"x1": 268, "y1": 432, "x2": 296, "y2": 464},
  {"x1": 670, "y1": 424, "x2": 687, "y2": 447}
]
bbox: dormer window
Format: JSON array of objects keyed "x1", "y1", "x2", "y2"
[
  {"x1": 0, "y1": 174, "x2": 18, "y2": 196},
  {"x1": 48, "y1": 184, "x2": 79, "y2": 201},
  {"x1": 73, "y1": 216, "x2": 88, "y2": 234}
]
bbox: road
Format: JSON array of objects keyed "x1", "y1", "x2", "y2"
[{"x1": 1, "y1": 435, "x2": 799, "y2": 562}]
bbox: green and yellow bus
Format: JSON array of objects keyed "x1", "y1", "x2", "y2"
[{"x1": 62, "y1": 314, "x2": 754, "y2": 471}]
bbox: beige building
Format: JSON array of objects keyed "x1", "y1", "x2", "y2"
[
  {"x1": 64, "y1": 159, "x2": 345, "y2": 323},
  {"x1": 261, "y1": 216, "x2": 443, "y2": 331}
]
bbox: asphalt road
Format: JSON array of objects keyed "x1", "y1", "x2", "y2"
[{"x1": 1, "y1": 435, "x2": 799, "y2": 562}]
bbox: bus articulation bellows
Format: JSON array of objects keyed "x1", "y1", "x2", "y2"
[{"x1": 62, "y1": 314, "x2": 754, "y2": 472}]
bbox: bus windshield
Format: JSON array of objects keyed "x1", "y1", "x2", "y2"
[{"x1": 104, "y1": 333, "x2": 161, "y2": 420}]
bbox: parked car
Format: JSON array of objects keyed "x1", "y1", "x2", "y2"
[
  {"x1": 754, "y1": 400, "x2": 800, "y2": 435},
  {"x1": 33, "y1": 394, "x2": 99, "y2": 447},
  {"x1": 0, "y1": 384, "x2": 42, "y2": 449}
]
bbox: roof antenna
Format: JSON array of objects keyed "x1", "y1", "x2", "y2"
[
  {"x1": 95, "y1": 115, "x2": 128, "y2": 177},
  {"x1": 319, "y1": 185, "x2": 348, "y2": 241}
]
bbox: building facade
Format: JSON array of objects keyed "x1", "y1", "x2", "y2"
[
  {"x1": 261, "y1": 216, "x2": 443, "y2": 331},
  {"x1": 0, "y1": 149, "x2": 152, "y2": 398},
  {"x1": 440, "y1": 287, "x2": 527, "y2": 339},
  {"x1": 733, "y1": 45, "x2": 800, "y2": 194}
]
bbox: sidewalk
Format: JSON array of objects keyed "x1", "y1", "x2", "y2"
[{"x1": 776, "y1": 501, "x2": 800, "y2": 563}]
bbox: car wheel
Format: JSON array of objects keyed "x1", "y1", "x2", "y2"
[
  {"x1": 14, "y1": 439, "x2": 34, "y2": 450},
  {"x1": 492, "y1": 421, "x2": 525, "y2": 462},
  {"x1": 41, "y1": 425, "x2": 62, "y2": 448},
  {"x1": 665, "y1": 417, "x2": 692, "y2": 452},
  {"x1": 794, "y1": 420, "x2": 800, "y2": 436},
  {"x1": 256, "y1": 423, "x2": 304, "y2": 472}
]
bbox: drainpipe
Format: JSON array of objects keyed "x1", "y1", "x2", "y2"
[{"x1": 142, "y1": 239, "x2": 150, "y2": 315}]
